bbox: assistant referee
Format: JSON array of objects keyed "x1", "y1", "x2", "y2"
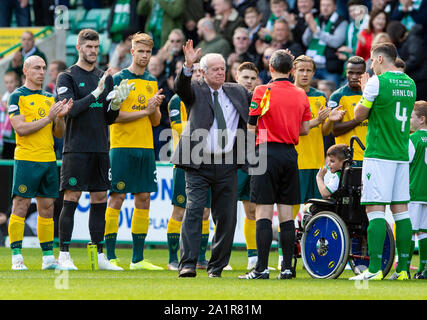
[{"x1": 239, "y1": 50, "x2": 311, "y2": 280}]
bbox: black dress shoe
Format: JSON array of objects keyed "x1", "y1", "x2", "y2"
[
  {"x1": 208, "y1": 272, "x2": 221, "y2": 278},
  {"x1": 178, "y1": 267, "x2": 196, "y2": 278}
]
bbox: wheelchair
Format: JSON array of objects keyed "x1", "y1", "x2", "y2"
[{"x1": 296, "y1": 136, "x2": 395, "y2": 279}]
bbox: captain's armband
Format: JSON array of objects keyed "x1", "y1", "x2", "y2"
[{"x1": 359, "y1": 97, "x2": 373, "y2": 109}]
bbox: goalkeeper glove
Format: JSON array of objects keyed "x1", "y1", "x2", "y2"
[{"x1": 110, "y1": 80, "x2": 135, "y2": 111}]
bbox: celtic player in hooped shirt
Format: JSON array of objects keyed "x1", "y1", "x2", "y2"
[{"x1": 351, "y1": 43, "x2": 416, "y2": 281}]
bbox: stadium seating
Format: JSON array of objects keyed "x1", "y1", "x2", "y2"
[
  {"x1": 75, "y1": 8, "x2": 111, "y2": 33},
  {"x1": 66, "y1": 33, "x2": 78, "y2": 67},
  {"x1": 65, "y1": 7, "x2": 112, "y2": 67},
  {"x1": 67, "y1": 8, "x2": 87, "y2": 33}
]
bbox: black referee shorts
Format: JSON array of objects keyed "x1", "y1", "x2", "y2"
[
  {"x1": 60, "y1": 152, "x2": 110, "y2": 192},
  {"x1": 250, "y1": 142, "x2": 300, "y2": 205}
]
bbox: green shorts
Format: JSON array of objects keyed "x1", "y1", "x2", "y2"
[
  {"x1": 109, "y1": 148, "x2": 157, "y2": 194},
  {"x1": 12, "y1": 160, "x2": 59, "y2": 198},
  {"x1": 299, "y1": 169, "x2": 321, "y2": 203},
  {"x1": 172, "y1": 167, "x2": 211, "y2": 209},
  {"x1": 237, "y1": 169, "x2": 251, "y2": 201}
]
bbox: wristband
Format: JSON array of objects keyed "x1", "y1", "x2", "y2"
[{"x1": 92, "y1": 87, "x2": 102, "y2": 99}]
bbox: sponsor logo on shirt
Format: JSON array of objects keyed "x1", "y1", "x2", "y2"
[
  {"x1": 132, "y1": 105, "x2": 146, "y2": 111},
  {"x1": 250, "y1": 101, "x2": 258, "y2": 109},
  {"x1": 58, "y1": 86, "x2": 68, "y2": 95},
  {"x1": 89, "y1": 101, "x2": 103, "y2": 108},
  {"x1": 8, "y1": 105, "x2": 18, "y2": 113},
  {"x1": 169, "y1": 109, "x2": 180, "y2": 117}
]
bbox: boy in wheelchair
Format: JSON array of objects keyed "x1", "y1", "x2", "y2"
[
  {"x1": 316, "y1": 144, "x2": 349, "y2": 200},
  {"x1": 302, "y1": 144, "x2": 349, "y2": 217}
]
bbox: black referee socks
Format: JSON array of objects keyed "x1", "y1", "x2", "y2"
[
  {"x1": 59, "y1": 200, "x2": 78, "y2": 252},
  {"x1": 89, "y1": 202, "x2": 107, "y2": 253},
  {"x1": 280, "y1": 220, "x2": 296, "y2": 271},
  {"x1": 255, "y1": 219, "x2": 273, "y2": 272}
]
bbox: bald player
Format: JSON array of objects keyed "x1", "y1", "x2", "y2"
[{"x1": 8, "y1": 56, "x2": 73, "y2": 270}]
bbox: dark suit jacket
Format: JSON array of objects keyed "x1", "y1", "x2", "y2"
[{"x1": 172, "y1": 68, "x2": 251, "y2": 169}]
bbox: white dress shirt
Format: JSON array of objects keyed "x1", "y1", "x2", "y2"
[
  {"x1": 205, "y1": 86, "x2": 240, "y2": 154},
  {"x1": 182, "y1": 65, "x2": 240, "y2": 154}
]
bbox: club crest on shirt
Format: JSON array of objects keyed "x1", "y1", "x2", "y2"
[
  {"x1": 38, "y1": 107, "x2": 46, "y2": 117},
  {"x1": 138, "y1": 94, "x2": 146, "y2": 105}
]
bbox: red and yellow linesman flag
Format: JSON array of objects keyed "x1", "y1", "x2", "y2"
[{"x1": 260, "y1": 87, "x2": 271, "y2": 117}]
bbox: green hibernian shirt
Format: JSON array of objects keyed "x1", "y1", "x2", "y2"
[
  {"x1": 409, "y1": 129, "x2": 427, "y2": 202},
  {"x1": 360, "y1": 71, "x2": 416, "y2": 162}
]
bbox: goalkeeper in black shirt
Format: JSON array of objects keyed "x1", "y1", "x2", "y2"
[{"x1": 56, "y1": 29, "x2": 132, "y2": 270}]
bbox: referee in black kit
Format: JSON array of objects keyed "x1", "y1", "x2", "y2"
[{"x1": 55, "y1": 29, "x2": 127, "y2": 270}]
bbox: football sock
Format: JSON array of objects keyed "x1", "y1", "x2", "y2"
[
  {"x1": 244, "y1": 217, "x2": 257, "y2": 258},
  {"x1": 198, "y1": 219, "x2": 209, "y2": 262},
  {"x1": 280, "y1": 220, "x2": 295, "y2": 271},
  {"x1": 255, "y1": 219, "x2": 272, "y2": 272},
  {"x1": 89, "y1": 202, "x2": 107, "y2": 253},
  {"x1": 166, "y1": 217, "x2": 182, "y2": 263},
  {"x1": 408, "y1": 237, "x2": 415, "y2": 271},
  {"x1": 9, "y1": 214, "x2": 25, "y2": 256},
  {"x1": 59, "y1": 200, "x2": 78, "y2": 252},
  {"x1": 394, "y1": 211, "x2": 412, "y2": 273},
  {"x1": 292, "y1": 205, "x2": 300, "y2": 219},
  {"x1": 131, "y1": 208, "x2": 149, "y2": 263},
  {"x1": 37, "y1": 216, "x2": 54, "y2": 256},
  {"x1": 418, "y1": 234, "x2": 427, "y2": 272},
  {"x1": 367, "y1": 211, "x2": 386, "y2": 273},
  {"x1": 278, "y1": 225, "x2": 283, "y2": 257},
  {"x1": 104, "y1": 207, "x2": 120, "y2": 260}
]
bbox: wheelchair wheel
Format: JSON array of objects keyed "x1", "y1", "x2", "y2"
[
  {"x1": 348, "y1": 223, "x2": 395, "y2": 277},
  {"x1": 301, "y1": 211, "x2": 350, "y2": 279}
]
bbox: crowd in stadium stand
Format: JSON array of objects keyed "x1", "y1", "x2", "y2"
[{"x1": 0, "y1": 0, "x2": 426, "y2": 161}]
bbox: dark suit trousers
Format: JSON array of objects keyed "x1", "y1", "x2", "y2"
[{"x1": 179, "y1": 161, "x2": 238, "y2": 275}]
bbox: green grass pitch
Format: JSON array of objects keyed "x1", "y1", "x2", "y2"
[{"x1": 0, "y1": 247, "x2": 426, "y2": 300}]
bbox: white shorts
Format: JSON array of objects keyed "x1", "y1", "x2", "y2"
[
  {"x1": 361, "y1": 158, "x2": 410, "y2": 205},
  {"x1": 408, "y1": 202, "x2": 427, "y2": 233}
]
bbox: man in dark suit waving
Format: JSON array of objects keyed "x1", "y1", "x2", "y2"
[{"x1": 173, "y1": 40, "x2": 251, "y2": 278}]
